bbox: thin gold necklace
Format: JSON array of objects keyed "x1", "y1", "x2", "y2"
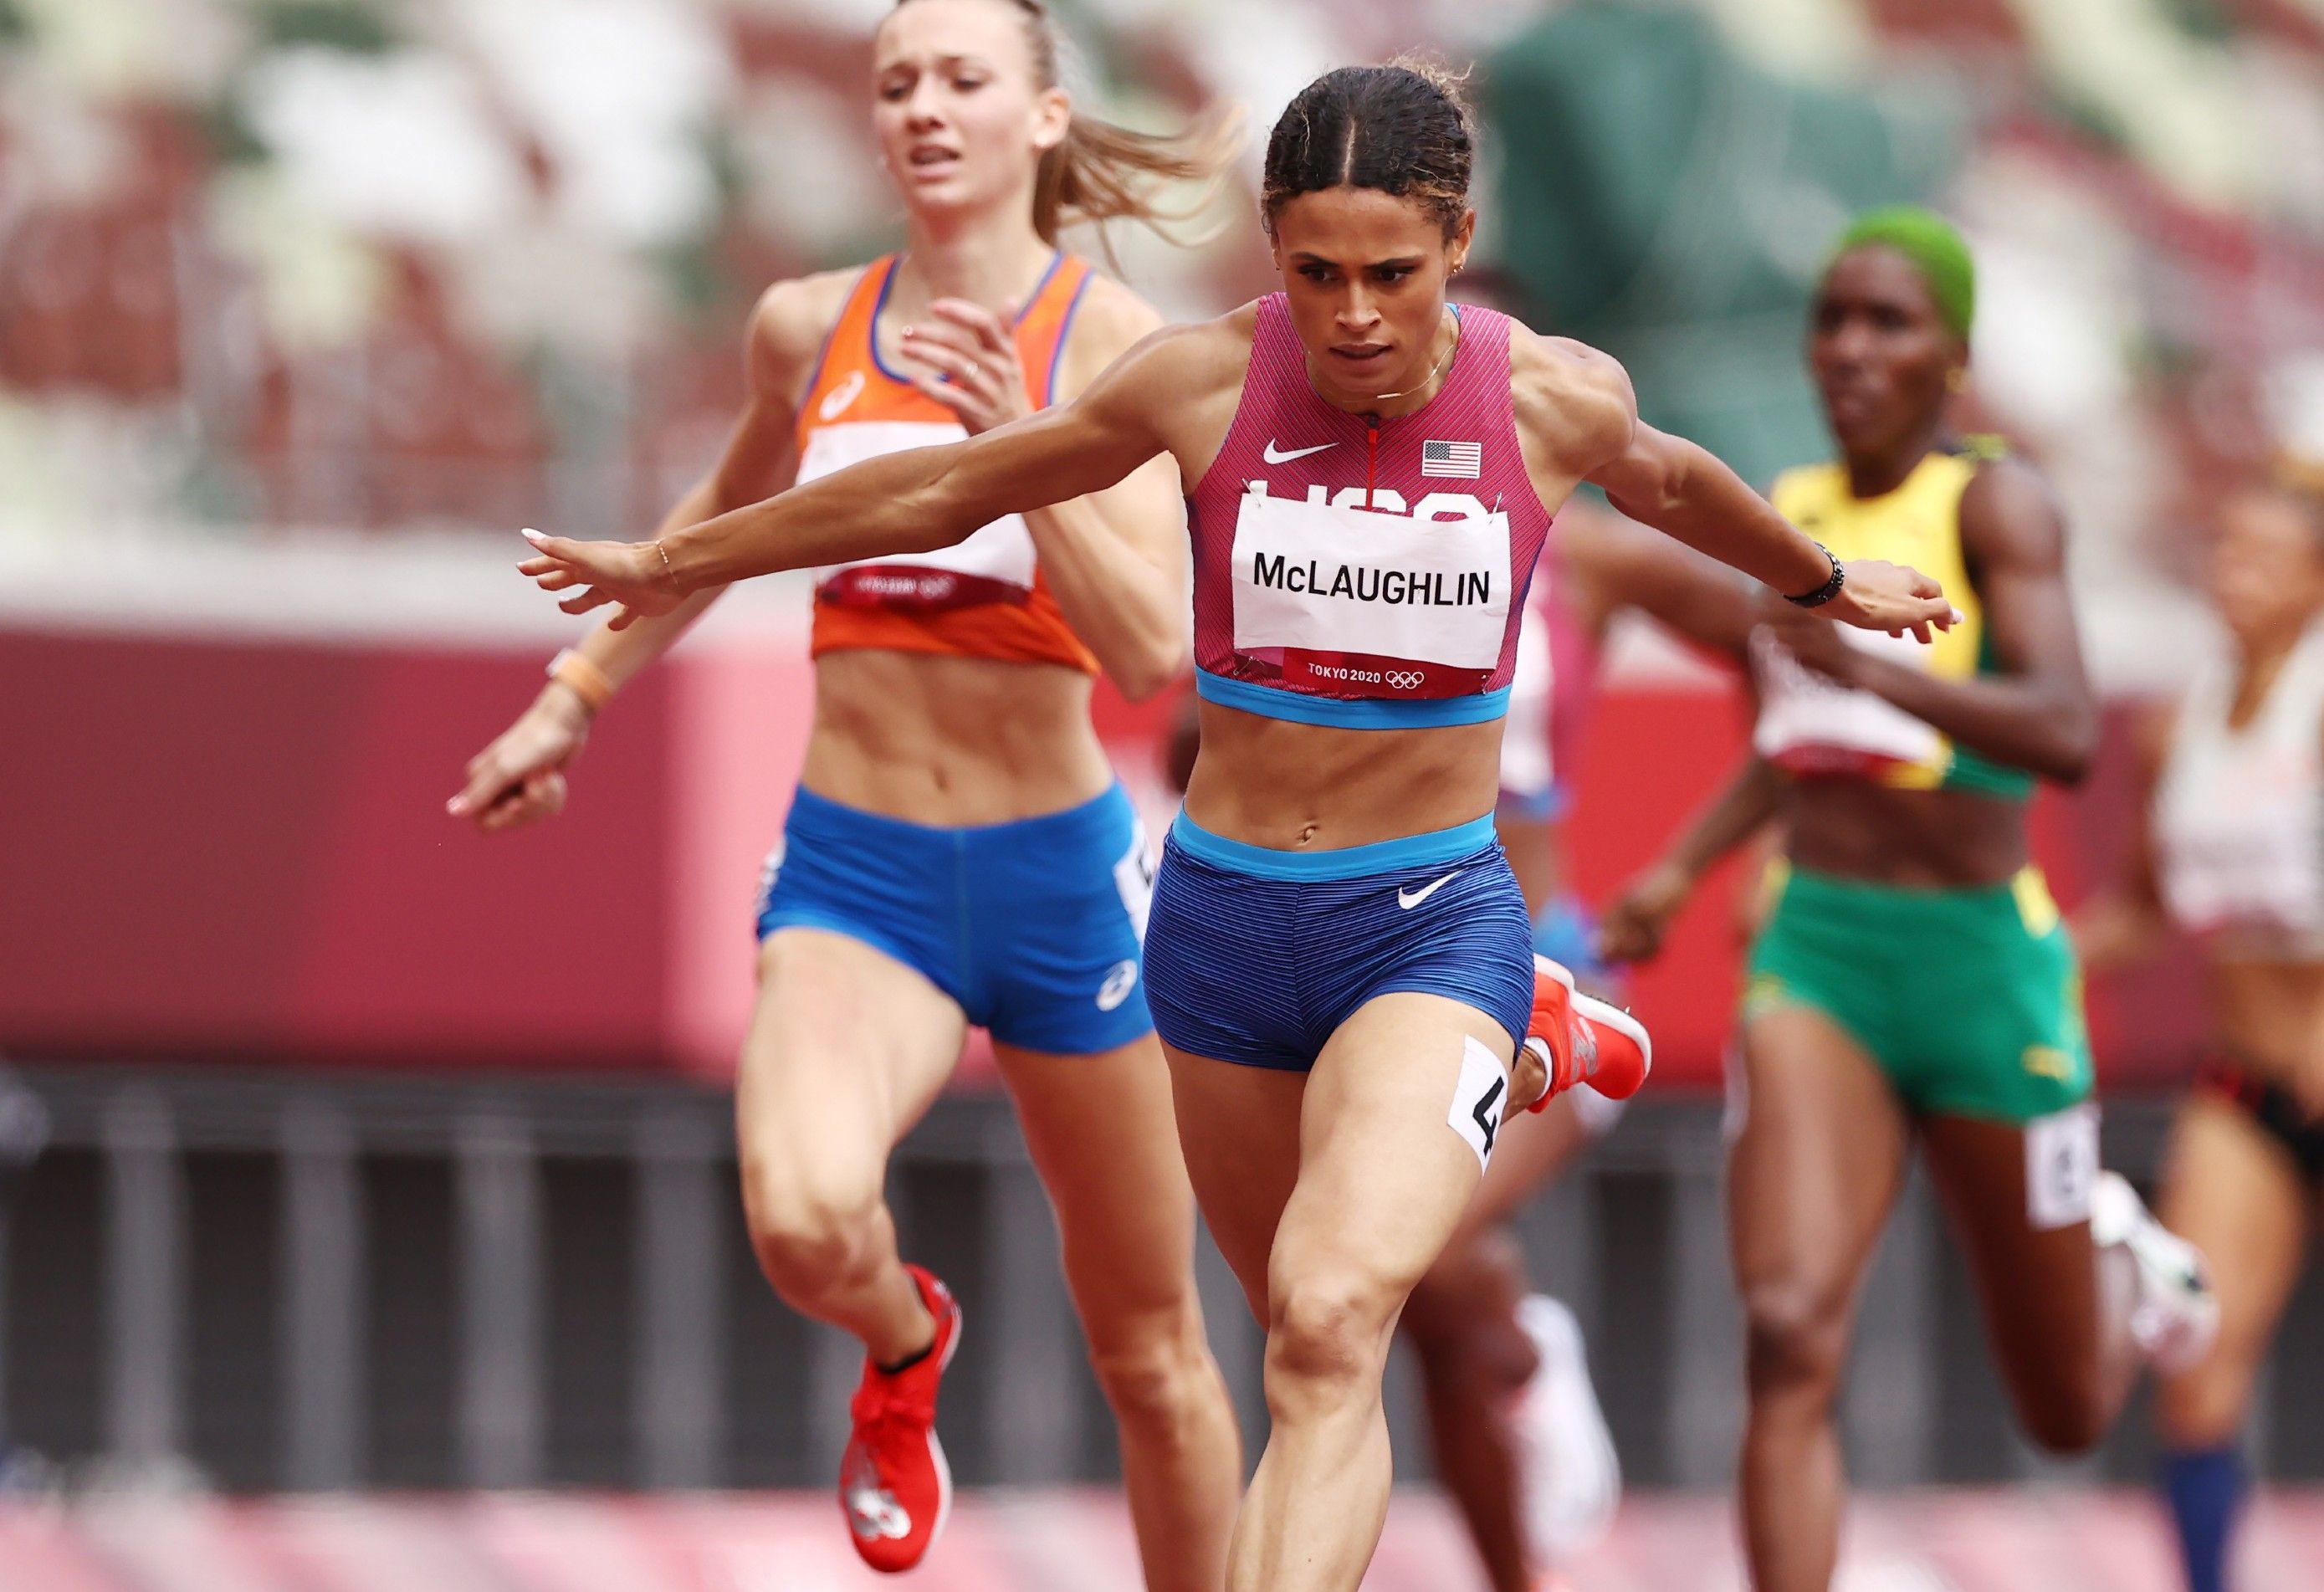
[{"x1": 1311, "y1": 309, "x2": 1460, "y2": 418}]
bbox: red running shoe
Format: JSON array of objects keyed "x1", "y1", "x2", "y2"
[
  {"x1": 840, "y1": 1265, "x2": 962, "y2": 1574},
  {"x1": 1521, "y1": 956, "x2": 1580, "y2": 1111},
  {"x1": 1522, "y1": 955, "x2": 1652, "y2": 1111},
  {"x1": 1571, "y1": 990, "x2": 1651, "y2": 1101}
]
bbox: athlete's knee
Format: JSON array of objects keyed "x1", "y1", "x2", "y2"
[
  {"x1": 2158, "y1": 1359, "x2": 2258, "y2": 1451},
  {"x1": 1741, "y1": 1277, "x2": 1850, "y2": 1402},
  {"x1": 2002, "y1": 1317, "x2": 2134, "y2": 1456},
  {"x1": 1266, "y1": 1269, "x2": 1397, "y2": 1404},
  {"x1": 1084, "y1": 1303, "x2": 1221, "y2": 1433},
  {"x1": 1402, "y1": 1233, "x2": 1534, "y2": 1389},
  {"x1": 2018, "y1": 1369, "x2": 2109, "y2": 1456},
  {"x1": 739, "y1": 1147, "x2": 887, "y2": 1304}
]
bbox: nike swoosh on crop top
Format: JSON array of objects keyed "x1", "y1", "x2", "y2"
[
  {"x1": 795, "y1": 251, "x2": 1099, "y2": 673},
  {"x1": 1185, "y1": 295, "x2": 1555, "y2": 729}
]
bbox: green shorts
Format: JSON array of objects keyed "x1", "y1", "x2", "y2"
[{"x1": 1743, "y1": 863, "x2": 2093, "y2": 1124}]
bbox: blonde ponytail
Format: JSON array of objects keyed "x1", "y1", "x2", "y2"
[{"x1": 1032, "y1": 103, "x2": 1242, "y2": 247}]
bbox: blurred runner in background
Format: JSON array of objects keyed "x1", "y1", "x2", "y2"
[
  {"x1": 2080, "y1": 463, "x2": 2324, "y2": 1592},
  {"x1": 1601, "y1": 207, "x2": 2219, "y2": 1592}
]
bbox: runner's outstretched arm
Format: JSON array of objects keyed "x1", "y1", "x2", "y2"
[
  {"x1": 1757, "y1": 455, "x2": 2096, "y2": 782},
  {"x1": 1511, "y1": 329, "x2": 1955, "y2": 642},
  {"x1": 519, "y1": 327, "x2": 1190, "y2": 627}
]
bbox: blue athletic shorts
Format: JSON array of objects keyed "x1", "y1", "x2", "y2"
[
  {"x1": 1144, "y1": 811, "x2": 1534, "y2": 1072},
  {"x1": 755, "y1": 783, "x2": 1155, "y2": 1055}
]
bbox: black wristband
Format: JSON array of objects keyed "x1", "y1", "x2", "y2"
[{"x1": 1784, "y1": 543, "x2": 1845, "y2": 608}]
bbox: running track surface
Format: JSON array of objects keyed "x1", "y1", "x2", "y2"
[{"x1": 3, "y1": 1490, "x2": 2319, "y2": 1590}]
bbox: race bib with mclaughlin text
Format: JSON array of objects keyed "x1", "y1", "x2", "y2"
[{"x1": 1229, "y1": 484, "x2": 1513, "y2": 699}]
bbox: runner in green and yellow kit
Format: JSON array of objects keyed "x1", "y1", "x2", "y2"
[{"x1": 1600, "y1": 207, "x2": 2219, "y2": 1592}]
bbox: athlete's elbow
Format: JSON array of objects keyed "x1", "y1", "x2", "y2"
[
  {"x1": 2035, "y1": 705, "x2": 2101, "y2": 786},
  {"x1": 1599, "y1": 467, "x2": 1682, "y2": 525},
  {"x1": 1609, "y1": 468, "x2": 1695, "y2": 530},
  {"x1": 899, "y1": 460, "x2": 990, "y2": 553},
  {"x1": 2046, "y1": 737, "x2": 2098, "y2": 788},
  {"x1": 1632, "y1": 433, "x2": 1702, "y2": 516},
  {"x1": 1108, "y1": 633, "x2": 1186, "y2": 703},
  {"x1": 1112, "y1": 668, "x2": 1175, "y2": 704},
  {"x1": 893, "y1": 493, "x2": 975, "y2": 554}
]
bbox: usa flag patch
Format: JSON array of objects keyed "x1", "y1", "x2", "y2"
[{"x1": 1422, "y1": 439, "x2": 1482, "y2": 479}]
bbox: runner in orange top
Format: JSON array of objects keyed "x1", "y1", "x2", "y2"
[
  {"x1": 448, "y1": 1, "x2": 1241, "y2": 1582},
  {"x1": 802, "y1": 248, "x2": 1102, "y2": 670}
]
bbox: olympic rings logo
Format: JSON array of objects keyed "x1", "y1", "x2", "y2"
[{"x1": 1384, "y1": 670, "x2": 1426, "y2": 690}]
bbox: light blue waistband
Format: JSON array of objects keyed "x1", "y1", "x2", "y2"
[
  {"x1": 1195, "y1": 668, "x2": 1511, "y2": 729},
  {"x1": 1167, "y1": 808, "x2": 1499, "y2": 881}
]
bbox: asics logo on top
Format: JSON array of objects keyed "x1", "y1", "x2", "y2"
[
  {"x1": 1096, "y1": 959, "x2": 1139, "y2": 1011},
  {"x1": 1398, "y1": 872, "x2": 1461, "y2": 909},
  {"x1": 820, "y1": 370, "x2": 867, "y2": 422},
  {"x1": 845, "y1": 1472, "x2": 912, "y2": 1541},
  {"x1": 1262, "y1": 439, "x2": 1338, "y2": 464}
]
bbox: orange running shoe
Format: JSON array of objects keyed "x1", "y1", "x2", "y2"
[
  {"x1": 1523, "y1": 955, "x2": 1652, "y2": 1112},
  {"x1": 840, "y1": 1265, "x2": 962, "y2": 1574}
]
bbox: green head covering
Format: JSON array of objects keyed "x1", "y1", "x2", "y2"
[{"x1": 1826, "y1": 205, "x2": 1975, "y2": 340}]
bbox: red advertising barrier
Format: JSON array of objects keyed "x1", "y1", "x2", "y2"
[
  {"x1": 1, "y1": 627, "x2": 2199, "y2": 1088},
  {"x1": 2, "y1": 632, "x2": 675, "y2": 1068}
]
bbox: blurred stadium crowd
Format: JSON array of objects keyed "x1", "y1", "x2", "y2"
[{"x1": 3, "y1": 0, "x2": 2324, "y2": 688}]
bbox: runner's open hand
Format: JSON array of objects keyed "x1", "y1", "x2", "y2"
[
  {"x1": 1823, "y1": 557, "x2": 1958, "y2": 642},
  {"x1": 517, "y1": 529, "x2": 679, "y2": 631}
]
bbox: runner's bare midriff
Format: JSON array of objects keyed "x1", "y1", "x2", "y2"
[
  {"x1": 2207, "y1": 960, "x2": 2324, "y2": 1097},
  {"x1": 801, "y1": 649, "x2": 1113, "y2": 827},
  {"x1": 1182, "y1": 701, "x2": 1502, "y2": 852},
  {"x1": 1781, "y1": 778, "x2": 2030, "y2": 888}
]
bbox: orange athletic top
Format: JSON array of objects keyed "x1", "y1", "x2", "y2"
[{"x1": 796, "y1": 251, "x2": 1099, "y2": 673}]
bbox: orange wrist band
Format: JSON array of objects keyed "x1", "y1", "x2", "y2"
[{"x1": 547, "y1": 648, "x2": 615, "y2": 713}]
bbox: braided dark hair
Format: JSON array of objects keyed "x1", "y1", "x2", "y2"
[{"x1": 1262, "y1": 60, "x2": 1476, "y2": 238}]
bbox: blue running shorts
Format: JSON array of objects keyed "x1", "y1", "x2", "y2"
[
  {"x1": 1144, "y1": 810, "x2": 1533, "y2": 1071},
  {"x1": 755, "y1": 783, "x2": 1155, "y2": 1055}
]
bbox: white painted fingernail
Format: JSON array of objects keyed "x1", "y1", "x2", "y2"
[{"x1": 522, "y1": 528, "x2": 545, "y2": 543}]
